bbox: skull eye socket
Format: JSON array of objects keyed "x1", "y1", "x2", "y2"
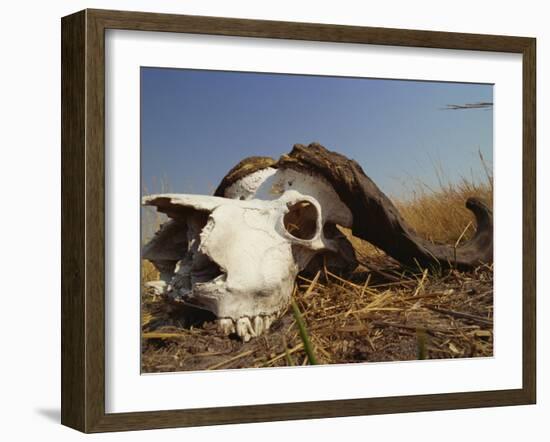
[{"x1": 283, "y1": 201, "x2": 319, "y2": 240}]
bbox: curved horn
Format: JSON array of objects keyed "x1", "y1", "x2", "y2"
[{"x1": 275, "y1": 143, "x2": 493, "y2": 269}]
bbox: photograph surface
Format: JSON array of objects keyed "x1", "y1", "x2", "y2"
[{"x1": 140, "y1": 68, "x2": 493, "y2": 373}]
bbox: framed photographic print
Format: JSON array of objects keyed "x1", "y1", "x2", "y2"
[{"x1": 61, "y1": 9, "x2": 536, "y2": 433}]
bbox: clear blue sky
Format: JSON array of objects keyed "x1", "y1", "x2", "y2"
[{"x1": 141, "y1": 67, "x2": 492, "y2": 199}]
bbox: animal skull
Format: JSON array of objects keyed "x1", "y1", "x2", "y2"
[
  {"x1": 143, "y1": 168, "x2": 353, "y2": 341},
  {"x1": 143, "y1": 143, "x2": 493, "y2": 341}
]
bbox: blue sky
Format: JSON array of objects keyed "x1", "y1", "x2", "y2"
[{"x1": 141, "y1": 67, "x2": 492, "y2": 199}]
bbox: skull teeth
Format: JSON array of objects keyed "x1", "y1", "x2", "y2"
[
  {"x1": 217, "y1": 318, "x2": 235, "y2": 335},
  {"x1": 253, "y1": 316, "x2": 264, "y2": 336},
  {"x1": 236, "y1": 318, "x2": 256, "y2": 342},
  {"x1": 217, "y1": 314, "x2": 278, "y2": 341}
]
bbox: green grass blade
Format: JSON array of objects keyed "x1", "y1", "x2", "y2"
[
  {"x1": 416, "y1": 327, "x2": 427, "y2": 360},
  {"x1": 291, "y1": 299, "x2": 318, "y2": 365}
]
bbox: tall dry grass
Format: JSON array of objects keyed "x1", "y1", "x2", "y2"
[
  {"x1": 142, "y1": 259, "x2": 159, "y2": 285},
  {"x1": 394, "y1": 151, "x2": 492, "y2": 245},
  {"x1": 345, "y1": 155, "x2": 493, "y2": 259},
  {"x1": 394, "y1": 178, "x2": 492, "y2": 246}
]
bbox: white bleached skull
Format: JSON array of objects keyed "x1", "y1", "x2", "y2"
[{"x1": 142, "y1": 167, "x2": 353, "y2": 342}]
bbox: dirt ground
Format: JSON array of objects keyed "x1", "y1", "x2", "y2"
[{"x1": 141, "y1": 252, "x2": 493, "y2": 373}]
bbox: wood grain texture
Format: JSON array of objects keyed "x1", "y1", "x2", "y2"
[
  {"x1": 522, "y1": 38, "x2": 536, "y2": 403},
  {"x1": 61, "y1": 10, "x2": 86, "y2": 431},
  {"x1": 89, "y1": 8, "x2": 532, "y2": 52},
  {"x1": 85, "y1": 9, "x2": 107, "y2": 432},
  {"x1": 60, "y1": 8, "x2": 537, "y2": 433}
]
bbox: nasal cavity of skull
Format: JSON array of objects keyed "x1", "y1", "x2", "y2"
[
  {"x1": 178, "y1": 213, "x2": 221, "y2": 283},
  {"x1": 283, "y1": 201, "x2": 318, "y2": 240}
]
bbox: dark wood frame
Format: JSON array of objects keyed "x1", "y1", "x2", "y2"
[{"x1": 61, "y1": 8, "x2": 536, "y2": 433}]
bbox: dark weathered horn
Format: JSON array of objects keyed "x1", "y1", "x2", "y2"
[{"x1": 276, "y1": 143, "x2": 493, "y2": 269}]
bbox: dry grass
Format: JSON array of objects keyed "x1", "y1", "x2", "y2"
[
  {"x1": 141, "y1": 174, "x2": 493, "y2": 372},
  {"x1": 395, "y1": 179, "x2": 492, "y2": 245},
  {"x1": 141, "y1": 261, "x2": 493, "y2": 371},
  {"x1": 141, "y1": 259, "x2": 159, "y2": 285},
  {"x1": 396, "y1": 152, "x2": 492, "y2": 245}
]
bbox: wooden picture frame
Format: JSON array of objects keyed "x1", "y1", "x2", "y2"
[{"x1": 61, "y1": 8, "x2": 536, "y2": 433}]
